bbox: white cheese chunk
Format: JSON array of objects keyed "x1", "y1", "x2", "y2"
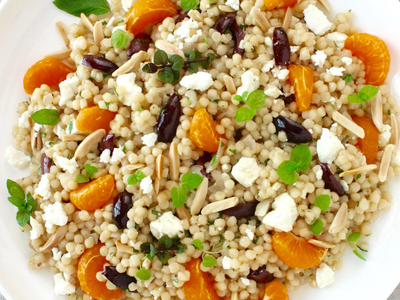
[
  {"x1": 140, "y1": 176, "x2": 153, "y2": 194},
  {"x1": 379, "y1": 124, "x2": 392, "y2": 145},
  {"x1": 4, "y1": 146, "x2": 30, "y2": 169},
  {"x1": 340, "y1": 180, "x2": 349, "y2": 192},
  {"x1": 272, "y1": 67, "x2": 289, "y2": 81},
  {"x1": 59, "y1": 77, "x2": 79, "y2": 106},
  {"x1": 328, "y1": 67, "x2": 346, "y2": 76},
  {"x1": 304, "y1": 4, "x2": 331, "y2": 35},
  {"x1": 167, "y1": 19, "x2": 203, "y2": 49},
  {"x1": 290, "y1": 46, "x2": 300, "y2": 53},
  {"x1": 116, "y1": 73, "x2": 142, "y2": 106},
  {"x1": 225, "y1": 0, "x2": 239, "y2": 10},
  {"x1": 54, "y1": 156, "x2": 79, "y2": 174},
  {"x1": 18, "y1": 111, "x2": 31, "y2": 129},
  {"x1": 241, "y1": 277, "x2": 250, "y2": 286},
  {"x1": 54, "y1": 273, "x2": 75, "y2": 295},
  {"x1": 35, "y1": 174, "x2": 52, "y2": 200},
  {"x1": 222, "y1": 256, "x2": 232, "y2": 269},
  {"x1": 100, "y1": 149, "x2": 111, "y2": 163},
  {"x1": 43, "y1": 202, "x2": 68, "y2": 229},
  {"x1": 52, "y1": 248, "x2": 63, "y2": 261},
  {"x1": 30, "y1": 217, "x2": 44, "y2": 240},
  {"x1": 231, "y1": 157, "x2": 261, "y2": 188},
  {"x1": 341, "y1": 57, "x2": 352, "y2": 66},
  {"x1": 150, "y1": 212, "x2": 184, "y2": 239},
  {"x1": 262, "y1": 60, "x2": 275, "y2": 73},
  {"x1": 316, "y1": 263, "x2": 335, "y2": 288},
  {"x1": 142, "y1": 133, "x2": 158, "y2": 147},
  {"x1": 326, "y1": 32, "x2": 348, "y2": 49},
  {"x1": 262, "y1": 193, "x2": 298, "y2": 232},
  {"x1": 180, "y1": 72, "x2": 214, "y2": 91},
  {"x1": 311, "y1": 50, "x2": 327, "y2": 68},
  {"x1": 111, "y1": 146, "x2": 126, "y2": 164},
  {"x1": 317, "y1": 128, "x2": 344, "y2": 163},
  {"x1": 264, "y1": 37, "x2": 273, "y2": 47},
  {"x1": 121, "y1": 0, "x2": 135, "y2": 12},
  {"x1": 264, "y1": 85, "x2": 282, "y2": 98},
  {"x1": 314, "y1": 165, "x2": 323, "y2": 180},
  {"x1": 237, "y1": 71, "x2": 260, "y2": 96}
]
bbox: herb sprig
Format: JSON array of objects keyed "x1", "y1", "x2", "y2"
[
  {"x1": 140, "y1": 235, "x2": 187, "y2": 265},
  {"x1": 128, "y1": 170, "x2": 146, "y2": 185},
  {"x1": 6, "y1": 180, "x2": 37, "y2": 227},
  {"x1": 76, "y1": 164, "x2": 98, "y2": 183},
  {"x1": 347, "y1": 232, "x2": 366, "y2": 261},
  {"x1": 234, "y1": 90, "x2": 267, "y2": 122},
  {"x1": 111, "y1": 29, "x2": 130, "y2": 48},
  {"x1": 192, "y1": 237, "x2": 228, "y2": 268},
  {"x1": 53, "y1": 0, "x2": 110, "y2": 17},
  {"x1": 347, "y1": 85, "x2": 379, "y2": 104},
  {"x1": 171, "y1": 173, "x2": 203, "y2": 208},
  {"x1": 277, "y1": 145, "x2": 312, "y2": 184},
  {"x1": 180, "y1": 0, "x2": 199, "y2": 11}
]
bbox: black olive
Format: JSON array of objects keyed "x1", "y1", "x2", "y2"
[
  {"x1": 41, "y1": 153, "x2": 52, "y2": 174},
  {"x1": 273, "y1": 27, "x2": 290, "y2": 66},
  {"x1": 319, "y1": 163, "x2": 345, "y2": 196},
  {"x1": 103, "y1": 266, "x2": 136, "y2": 290},
  {"x1": 127, "y1": 33, "x2": 151, "y2": 58},
  {"x1": 156, "y1": 94, "x2": 182, "y2": 143},
  {"x1": 221, "y1": 202, "x2": 257, "y2": 219},
  {"x1": 82, "y1": 55, "x2": 119, "y2": 73},
  {"x1": 112, "y1": 191, "x2": 133, "y2": 229},
  {"x1": 273, "y1": 115, "x2": 312, "y2": 144},
  {"x1": 214, "y1": 13, "x2": 236, "y2": 34},
  {"x1": 247, "y1": 265, "x2": 274, "y2": 283},
  {"x1": 98, "y1": 133, "x2": 115, "y2": 155}
]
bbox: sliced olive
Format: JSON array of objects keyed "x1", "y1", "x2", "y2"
[
  {"x1": 41, "y1": 153, "x2": 52, "y2": 174},
  {"x1": 319, "y1": 163, "x2": 345, "y2": 196},
  {"x1": 156, "y1": 94, "x2": 182, "y2": 143},
  {"x1": 127, "y1": 33, "x2": 151, "y2": 58},
  {"x1": 103, "y1": 266, "x2": 136, "y2": 290},
  {"x1": 82, "y1": 55, "x2": 119, "y2": 73},
  {"x1": 273, "y1": 27, "x2": 290, "y2": 66},
  {"x1": 214, "y1": 13, "x2": 236, "y2": 34},
  {"x1": 273, "y1": 115, "x2": 312, "y2": 144},
  {"x1": 247, "y1": 265, "x2": 274, "y2": 283},
  {"x1": 221, "y1": 202, "x2": 257, "y2": 219},
  {"x1": 112, "y1": 191, "x2": 133, "y2": 229}
]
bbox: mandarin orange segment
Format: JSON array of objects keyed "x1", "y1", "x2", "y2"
[
  {"x1": 76, "y1": 106, "x2": 117, "y2": 133},
  {"x1": 70, "y1": 174, "x2": 115, "y2": 211},
  {"x1": 352, "y1": 115, "x2": 379, "y2": 164},
  {"x1": 126, "y1": 0, "x2": 177, "y2": 35},
  {"x1": 288, "y1": 64, "x2": 314, "y2": 112},
  {"x1": 182, "y1": 258, "x2": 222, "y2": 300},
  {"x1": 272, "y1": 232, "x2": 327, "y2": 270},
  {"x1": 264, "y1": 0, "x2": 297, "y2": 10},
  {"x1": 23, "y1": 57, "x2": 75, "y2": 95},
  {"x1": 344, "y1": 33, "x2": 390, "y2": 86},
  {"x1": 189, "y1": 108, "x2": 222, "y2": 153},
  {"x1": 264, "y1": 281, "x2": 289, "y2": 300},
  {"x1": 77, "y1": 243, "x2": 123, "y2": 300}
]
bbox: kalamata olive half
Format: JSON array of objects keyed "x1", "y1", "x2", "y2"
[
  {"x1": 103, "y1": 266, "x2": 136, "y2": 290},
  {"x1": 112, "y1": 191, "x2": 133, "y2": 229},
  {"x1": 319, "y1": 163, "x2": 345, "y2": 196},
  {"x1": 273, "y1": 115, "x2": 312, "y2": 144},
  {"x1": 98, "y1": 133, "x2": 115, "y2": 155},
  {"x1": 175, "y1": 10, "x2": 189, "y2": 24},
  {"x1": 195, "y1": 152, "x2": 212, "y2": 180},
  {"x1": 214, "y1": 13, "x2": 236, "y2": 34},
  {"x1": 127, "y1": 33, "x2": 151, "y2": 58},
  {"x1": 41, "y1": 153, "x2": 52, "y2": 174},
  {"x1": 273, "y1": 27, "x2": 290, "y2": 66},
  {"x1": 221, "y1": 202, "x2": 257, "y2": 219},
  {"x1": 156, "y1": 94, "x2": 182, "y2": 143},
  {"x1": 82, "y1": 55, "x2": 119, "y2": 73},
  {"x1": 278, "y1": 93, "x2": 295, "y2": 105},
  {"x1": 230, "y1": 21, "x2": 245, "y2": 56},
  {"x1": 247, "y1": 266, "x2": 274, "y2": 283}
]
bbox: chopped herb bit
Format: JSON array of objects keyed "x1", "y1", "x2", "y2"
[
  {"x1": 122, "y1": 144, "x2": 126, "y2": 153},
  {"x1": 388, "y1": 109, "x2": 391, "y2": 115},
  {"x1": 67, "y1": 121, "x2": 73, "y2": 134},
  {"x1": 151, "y1": 207, "x2": 161, "y2": 216},
  {"x1": 229, "y1": 149, "x2": 236, "y2": 154},
  {"x1": 277, "y1": 145, "x2": 312, "y2": 184},
  {"x1": 104, "y1": 102, "x2": 110, "y2": 109},
  {"x1": 103, "y1": 73, "x2": 111, "y2": 79},
  {"x1": 101, "y1": 20, "x2": 107, "y2": 25},
  {"x1": 127, "y1": 170, "x2": 146, "y2": 185},
  {"x1": 202, "y1": 255, "x2": 217, "y2": 268},
  {"x1": 203, "y1": 38, "x2": 209, "y2": 44},
  {"x1": 115, "y1": 19, "x2": 124, "y2": 24},
  {"x1": 314, "y1": 194, "x2": 330, "y2": 212},
  {"x1": 136, "y1": 268, "x2": 151, "y2": 281},
  {"x1": 341, "y1": 135, "x2": 350, "y2": 143},
  {"x1": 353, "y1": 249, "x2": 366, "y2": 261},
  {"x1": 343, "y1": 74, "x2": 353, "y2": 83},
  {"x1": 356, "y1": 173, "x2": 361, "y2": 180},
  {"x1": 211, "y1": 99, "x2": 220, "y2": 102}
]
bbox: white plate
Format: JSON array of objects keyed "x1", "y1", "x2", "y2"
[{"x1": 0, "y1": 0, "x2": 400, "y2": 299}]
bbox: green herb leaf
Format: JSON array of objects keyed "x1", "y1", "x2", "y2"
[
  {"x1": 142, "y1": 63, "x2": 158, "y2": 73},
  {"x1": 171, "y1": 187, "x2": 187, "y2": 208},
  {"x1": 177, "y1": 243, "x2": 187, "y2": 253},
  {"x1": 290, "y1": 145, "x2": 312, "y2": 172},
  {"x1": 277, "y1": 161, "x2": 299, "y2": 184},
  {"x1": 67, "y1": 121, "x2": 73, "y2": 134},
  {"x1": 154, "y1": 49, "x2": 168, "y2": 65},
  {"x1": 181, "y1": 173, "x2": 203, "y2": 190},
  {"x1": 8, "y1": 196, "x2": 24, "y2": 208},
  {"x1": 235, "y1": 106, "x2": 256, "y2": 123},
  {"x1": 181, "y1": 0, "x2": 199, "y2": 10},
  {"x1": 158, "y1": 235, "x2": 173, "y2": 249},
  {"x1": 127, "y1": 170, "x2": 146, "y2": 185},
  {"x1": 184, "y1": 50, "x2": 197, "y2": 62},
  {"x1": 202, "y1": 255, "x2": 217, "y2": 268},
  {"x1": 111, "y1": 29, "x2": 130, "y2": 48},
  {"x1": 347, "y1": 232, "x2": 361, "y2": 243},
  {"x1": 388, "y1": 109, "x2": 392, "y2": 115},
  {"x1": 76, "y1": 174, "x2": 90, "y2": 183},
  {"x1": 84, "y1": 164, "x2": 98, "y2": 179},
  {"x1": 193, "y1": 239, "x2": 204, "y2": 250},
  {"x1": 158, "y1": 67, "x2": 175, "y2": 83},
  {"x1": 229, "y1": 149, "x2": 236, "y2": 154},
  {"x1": 31, "y1": 109, "x2": 60, "y2": 126},
  {"x1": 358, "y1": 85, "x2": 379, "y2": 101},
  {"x1": 157, "y1": 251, "x2": 170, "y2": 264},
  {"x1": 314, "y1": 194, "x2": 330, "y2": 212},
  {"x1": 233, "y1": 95, "x2": 244, "y2": 101},
  {"x1": 310, "y1": 219, "x2": 323, "y2": 236},
  {"x1": 347, "y1": 94, "x2": 364, "y2": 104},
  {"x1": 7, "y1": 179, "x2": 25, "y2": 200},
  {"x1": 53, "y1": 0, "x2": 110, "y2": 16},
  {"x1": 151, "y1": 207, "x2": 161, "y2": 216},
  {"x1": 245, "y1": 90, "x2": 266, "y2": 110},
  {"x1": 26, "y1": 192, "x2": 37, "y2": 212},
  {"x1": 210, "y1": 154, "x2": 217, "y2": 167},
  {"x1": 136, "y1": 268, "x2": 151, "y2": 281},
  {"x1": 353, "y1": 249, "x2": 366, "y2": 261},
  {"x1": 187, "y1": 62, "x2": 199, "y2": 73},
  {"x1": 343, "y1": 74, "x2": 353, "y2": 83},
  {"x1": 169, "y1": 54, "x2": 184, "y2": 71},
  {"x1": 16, "y1": 209, "x2": 31, "y2": 227}
]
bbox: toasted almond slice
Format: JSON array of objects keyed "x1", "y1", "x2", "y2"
[
  {"x1": 56, "y1": 21, "x2": 70, "y2": 47},
  {"x1": 379, "y1": 144, "x2": 395, "y2": 182},
  {"x1": 39, "y1": 225, "x2": 68, "y2": 252},
  {"x1": 371, "y1": 91, "x2": 383, "y2": 131},
  {"x1": 93, "y1": 21, "x2": 104, "y2": 47},
  {"x1": 80, "y1": 13, "x2": 94, "y2": 31},
  {"x1": 390, "y1": 114, "x2": 400, "y2": 146},
  {"x1": 143, "y1": 257, "x2": 152, "y2": 269},
  {"x1": 74, "y1": 129, "x2": 106, "y2": 160},
  {"x1": 201, "y1": 197, "x2": 239, "y2": 215},
  {"x1": 169, "y1": 142, "x2": 179, "y2": 181},
  {"x1": 156, "y1": 154, "x2": 164, "y2": 179},
  {"x1": 282, "y1": 7, "x2": 293, "y2": 31},
  {"x1": 176, "y1": 206, "x2": 191, "y2": 220},
  {"x1": 30, "y1": 119, "x2": 42, "y2": 151},
  {"x1": 328, "y1": 203, "x2": 348, "y2": 234},
  {"x1": 339, "y1": 164, "x2": 377, "y2": 177},
  {"x1": 126, "y1": 164, "x2": 145, "y2": 171},
  {"x1": 332, "y1": 111, "x2": 365, "y2": 138},
  {"x1": 191, "y1": 177, "x2": 209, "y2": 215},
  {"x1": 218, "y1": 5, "x2": 235, "y2": 12},
  {"x1": 62, "y1": 134, "x2": 86, "y2": 142},
  {"x1": 154, "y1": 177, "x2": 161, "y2": 194},
  {"x1": 112, "y1": 50, "x2": 146, "y2": 77},
  {"x1": 116, "y1": 241, "x2": 134, "y2": 254},
  {"x1": 44, "y1": 49, "x2": 72, "y2": 60},
  {"x1": 188, "y1": 9, "x2": 203, "y2": 22},
  {"x1": 231, "y1": 293, "x2": 238, "y2": 300},
  {"x1": 250, "y1": 7, "x2": 271, "y2": 32},
  {"x1": 155, "y1": 40, "x2": 184, "y2": 57},
  {"x1": 308, "y1": 239, "x2": 335, "y2": 249},
  {"x1": 317, "y1": 0, "x2": 332, "y2": 13},
  {"x1": 223, "y1": 75, "x2": 236, "y2": 94}
]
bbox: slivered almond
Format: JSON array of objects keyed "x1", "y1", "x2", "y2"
[
  {"x1": 62, "y1": 134, "x2": 86, "y2": 142},
  {"x1": 191, "y1": 177, "x2": 209, "y2": 215},
  {"x1": 44, "y1": 49, "x2": 72, "y2": 60},
  {"x1": 317, "y1": 0, "x2": 332, "y2": 13},
  {"x1": 282, "y1": 7, "x2": 292, "y2": 31},
  {"x1": 116, "y1": 241, "x2": 134, "y2": 254},
  {"x1": 188, "y1": 9, "x2": 203, "y2": 22},
  {"x1": 223, "y1": 75, "x2": 236, "y2": 94},
  {"x1": 155, "y1": 40, "x2": 184, "y2": 57},
  {"x1": 328, "y1": 203, "x2": 348, "y2": 234},
  {"x1": 308, "y1": 239, "x2": 335, "y2": 249},
  {"x1": 176, "y1": 206, "x2": 191, "y2": 220},
  {"x1": 332, "y1": 111, "x2": 365, "y2": 138},
  {"x1": 379, "y1": 144, "x2": 395, "y2": 182},
  {"x1": 201, "y1": 197, "x2": 239, "y2": 215},
  {"x1": 112, "y1": 50, "x2": 146, "y2": 77},
  {"x1": 169, "y1": 142, "x2": 179, "y2": 181},
  {"x1": 371, "y1": 91, "x2": 383, "y2": 131},
  {"x1": 250, "y1": 7, "x2": 271, "y2": 32},
  {"x1": 390, "y1": 114, "x2": 400, "y2": 146},
  {"x1": 74, "y1": 129, "x2": 106, "y2": 160},
  {"x1": 339, "y1": 164, "x2": 377, "y2": 177},
  {"x1": 80, "y1": 13, "x2": 94, "y2": 31},
  {"x1": 93, "y1": 21, "x2": 104, "y2": 46},
  {"x1": 231, "y1": 293, "x2": 238, "y2": 300},
  {"x1": 39, "y1": 225, "x2": 68, "y2": 252},
  {"x1": 154, "y1": 178, "x2": 161, "y2": 194},
  {"x1": 218, "y1": 5, "x2": 235, "y2": 12},
  {"x1": 156, "y1": 154, "x2": 164, "y2": 179},
  {"x1": 126, "y1": 164, "x2": 145, "y2": 171},
  {"x1": 56, "y1": 22, "x2": 70, "y2": 47}
]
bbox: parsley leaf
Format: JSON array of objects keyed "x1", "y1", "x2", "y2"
[
  {"x1": 127, "y1": 170, "x2": 146, "y2": 185},
  {"x1": 53, "y1": 0, "x2": 110, "y2": 17},
  {"x1": 314, "y1": 194, "x2": 330, "y2": 212},
  {"x1": 31, "y1": 109, "x2": 60, "y2": 126},
  {"x1": 111, "y1": 29, "x2": 130, "y2": 48},
  {"x1": 180, "y1": 0, "x2": 199, "y2": 10}
]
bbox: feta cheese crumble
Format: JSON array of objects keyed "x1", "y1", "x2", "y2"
[
  {"x1": 317, "y1": 128, "x2": 344, "y2": 163},
  {"x1": 111, "y1": 146, "x2": 126, "y2": 164},
  {"x1": 304, "y1": 4, "x2": 331, "y2": 35},
  {"x1": 54, "y1": 156, "x2": 79, "y2": 173},
  {"x1": 241, "y1": 277, "x2": 250, "y2": 286},
  {"x1": 379, "y1": 124, "x2": 392, "y2": 145},
  {"x1": 231, "y1": 157, "x2": 261, "y2": 188},
  {"x1": 167, "y1": 19, "x2": 203, "y2": 49},
  {"x1": 262, "y1": 193, "x2": 298, "y2": 232},
  {"x1": 180, "y1": 72, "x2": 214, "y2": 91},
  {"x1": 30, "y1": 217, "x2": 44, "y2": 240},
  {"x1": 314, "y1": 165, "x2": 323, "y2": 180},
  {"x1": 100, "y1": 149, "x2": 111, "y2": 163},
  {"x1": 341, "y1": 57, "x2": 352, "y2": 66},
  {"x1": 237, "y1": 71, "x2": 260, "y2": 96},
  {"x1": 222, "y1": 256, "x2": 232, "y2": 269},
  {"x1": 116, "y1": 73, "x2": 142, "y2": 106},
  {"x1": 59, "y1": 77, "x2": 79, "y2": 106},
  {"x1": 35, "y1": 174, "x2": 52, "y2": 200},
  {"x1": 328, "y1": 67, "x2": 346, "y2": 76},
  {"x1": 311, "y1": 50, "x2": 327, "y2": 68},
  {"x1": 262, "y1": 60, "x2": 275, "y2": 73},
  {"x1": 4, "y1": 146, "x2": 31, "y2": 169},
  {"x1": 43, "y1": 202, "x2": 68, "y2": 229},
  {"x1": 150, "y1": 212, "x2": 184, "y2": 239},
  {"x1": 326, "y1": 32, "x2": 348, "y2": 49},
  {"x1": 54, "y1": 273, "x2": 75, "y2": 295},
  {"x1": 255, "y1": 201, "x2": 271, "y2": 218},
  {"x1": 140, "y1": 176, "x2": 153, "y2": 194},
  {"x1": 225, "y1": 0, "x2": 239, "y2": 10},
  {"x1": 272, "y1": 67, "x2": 289, "y2": 81},
  {"x1": 316, "y1": 263, "x2": 335, "y2": 288},
  {"x1": 264, "y1": 85, "x2": 282, "y2": 98},
  {"x1": 52, "y1": 248, "x2": 63, "y2": 261},
  {"x1": 142, "y1": 133, "x2": 158, "y2": 147},
  {"x1": 18, "y1": 111, "x2": 30, "y2": 128}
]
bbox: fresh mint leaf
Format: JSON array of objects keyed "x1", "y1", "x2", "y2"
[
  {"x1": 314, "y1": 194, "x2": 330, "y2": 212},
  {"x1": 142, "y1": 63, "x2": 158, "y2": 74},
  {"x1": 233, "y1": 95, "x2": 244, "y2": 101},
  {"x1": 158, "y1": 67, "x2": 175, "y2": 84},
  {"x1": 347, "y1": 232, "x2": 361, "y2": 243},
  {"x1": 111, "y1": 29, "x2": 130, "y2": 48},
  {"x1": 358, "y1": 85, "x2": 378, "y2": 101},
  {"x1": 158, "y1": 235, "x2": 173, "y2": 249},
  {"x1": 277, "y1": 161, "x2": 299, "y2": 184},
  {"x1": 181, "y1": 173, "x2": 203, "y2": 190},
  {"x1": 177, "y1": 243, "x2": 187, "y2": 253},
  {"x1": 171, "y1": 187, "x2": 187, "y2": 208},
  {"x1": 343, "y1": 74, "x2": 353, "y2": 83},
  {"x1": 136, "y1": 268, "x2": 151, "y2": 281},
  {"x1": 67, "y1": 121, "x2": 73, "y2": 134},
  {"x1": 181, "y1": 0, "x2": 199, "y2": 10},
  {"x1": 347, "y1": 94, "x2": 363, "y2": 104},
  {"x1": 31, "y1": 109, "x2": 60, "y2": 126},
  {"x1": 8, "y1": 196, "x2": 24, "y2": 208},
  {"x1": 169, "y1": 54, "x2": 184, "y2": 71},
  {"x1": 26, "y1": 192, "x2": 37, "y2": 212},
  {"x1": 154, "y1": 49, "x2": 168, "y2": 65},
  {"x1": 7, "y1": 179, "x2": 25, "y2": 200},
  {"x1": 202, "y1": 255, "x2": 217, "y2": 267},
  {"x1": 246, "y1": 90, "x2": 266, "y2": 110},
  {"x1": 157, "y1": 251, "x2": 170, "y2": 264},
  {"x1": 16, "y1": 209, "x2": 31, "y2": 227},
  {"x1": 310, "y1": 219, "x2": 323, "y2": 235},
  {"x1": 84, "y1": 164, "x2": 98, "y2": 179},
  {"x1": 193, "y1": 239, "x2": 204, "y2": 250},
  {"x1": 290, "y1": 145, "x2": 312, "y2": 172},
  {"x1": 53, "y1": 0, "x2": 110, "y2": 17},
  {"x1": 127, "y1": 170, "x2": 146, "y2": 185},
  {"x1": 76, "y1": 174, "x2": 90, "y2": 183},
  {"x1": 353, "y1": 249, "x2": 366, "y2": 261},
  {"x1": 235, "y1": 106, "x2": 256, "y2": 123}
]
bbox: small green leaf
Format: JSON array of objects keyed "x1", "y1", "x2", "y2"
[
  {"x1": 235, "y1": 106, "x2": 256, "y2": 122},
  {"x1": 180, "y1": 0, "x2": 199, "y2": 10},
  {"x1": 172, "y1": 69, "x2": 181, "y2": 84},
  {"x1": 154, "y1": 49, "x2": 168, "y2": 65},
  {"x1": 233, "y1": 95, "x2": 243, "y2": 101},
  {"x1": 76, "y1": 174, "x2": 90, "y2": 183},
  {"x1": 310, "y1": 219, "x2": 323, "y2": 236},
  {"x1": 6, "y1": 179, "x2": 25, "y2": 200},
  {"x1": 347, "y1": 232, "x2": 361, "y2": 243},
  {"x1": 67, "y1": 121, "x2": 73, "y2": 134},
  {"x1": 277, "y1": 161, "x2": 299, "y2": 184},
  {"x1": 157, "y1": 251, "x2": 170, "y2": 264},
  {"x1": 158, "y1": 235, "x2": 173, "y2": 249},
  {"x1": 210, "y1": 154, "x2": 217, "y2": 167},
  {"x1": 16, "y1": 209, "x2": 31, "y2": 227},
  {"x1": 26, "y1": 192, "x2": 37, "y2": 212},
  {"x1": 149, "y1": 243, "x2": 156, "y2": 259},
  {"x1": 347, "y1": 94, "x2": 364, "y2": 104},
  {"x1": 187, "y1": 62, "x2": 198, "y2": 73},
  {"x1": 84, "y1": 164, "x2": 98, "y2": 179},
  {"x1": 8, "y1": 196, "x2": 24, "y2": 208},
  {"x1": 111, "y1": 29, "x2": 130, "y2": 48},
  {"x1": 207, "y1": 53, "x2": 216, "y2": 61},
  {"x1": 171, "y1": 187, "x2": 187, "y2": 208},
  {"x1": 242, "y1": 91, "x2": 249, "y2": 99},
  {"x1": 245, "y1": 90, "x2": 266, "y2": 110},
  {"x1": 181, "y1": 173, "x2": 203, "y2": 190},
  {"x1": 314, "y1": 194, "x2": 330, "y2": 212},
  {"x1": 151, "y1": 207, "x2": 161, "y2": 216},
  {"x1": 290, "y1": 145, "x2": 312, "y2": 172},
  {"x1": 53, "y1": 0, "x2": 110, "y2": 17},
  {"x1": 127, "y1": 170, "x2": 146, "y2": 185},
  {"x1": 142, "y1": 63, "x2": 158, "y2": 73},
  {"x1": 193, "y1": 239, "x2": 204, "y2": 250},
  {"x1": 202, "y1": 255, "x2": 217, "y2": 268},
  {"x1": 31, "y1": 109, "x2": 60, "y2": 125},
  {"x1": 353, "y1": 249, "x2": 366, "y2": 261},
  {"x1": 229, "y1": 149, "x2": 236, "y2": 154},
  {"x1": 343, "y1": 74, "x2": 353, "y2": 83},
  {"x1": 358, "y1": 85, "x2": 379, "y2": 101},
  {"x1": 158, "y1": 67, "x2": 175, "y2": 83},
  {"x1": 184, "y1": 50, "x2": 197, "y2": 61},
  {"x1": 136, "y1": 268, "x2": 151, "y2": 281},
  {"x1": 177, "y1": 243, "x2": 187, "y2": 253},
  {"x1": 169, "y1": 54, "x2": 184, "y2": 71}
]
